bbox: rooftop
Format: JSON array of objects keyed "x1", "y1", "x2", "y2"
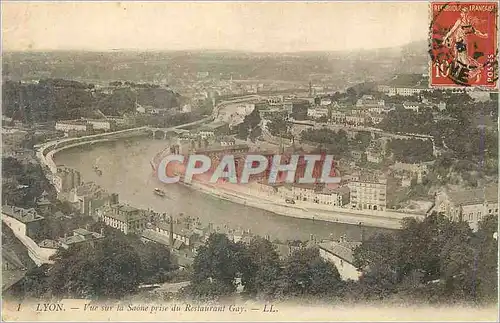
[
  {"x1": 2, "y1": 205, "x2": 44, "y2": 223},
  {"x1": 156, "y1": 222, "x2": 197, "y2": 238},
  {"x1": 75, "y1": 182, "x2": 107, "y2": 198},
  {"x1": 141, "y1": 229, "x2": 172, "y2": 246},
  {"x1": 319, "y1": 240, "x2": 362, "y2": 264},
  {"x1": 447, "y1": 185, "x2": 498, "y2": 206},
  {"x1": 195, "y1": 144, "x2": 250, "y2": 154}
]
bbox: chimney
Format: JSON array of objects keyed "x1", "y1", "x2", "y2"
[
  {"x1": 265, "y1": 234, "x2": 270, "y2": 241},
  {"x1": 169, "y1": 214, "x2": 174, "y2": 246},
  {"x1": 208, "y1": 223, "x2": 213, "y2": 232}
]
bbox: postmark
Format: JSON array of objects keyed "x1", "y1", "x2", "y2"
[{"x1": 429, "y1": 1, "x2": 499, "y2": 88}]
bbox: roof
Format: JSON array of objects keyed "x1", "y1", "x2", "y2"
[
  {"x1": 75, "y1": 182, "x2": 107, "y2": 198},
  {"x1": 173, "y1": 239, "x2": 186, "y2": 250},
  {"x1": 59, "y1": 230, "x2": 103, "y2": 246},
  {"x1": 319, "y1": 240, "x2": 362, "y2": 264},
  {"x1": 156, "y1": 222, "x2": 196, "y2": 238},
  {"x1": 195, "y1": 144, "x2": 249, "y2": 154},
  {"x1": 38, "y1": 239, "x2": 61, "y2": 249},
  {"x1": 2, "y1": 205, "x2": 44, "y2": 223},
  {"x1": 101, "y1": 204, "x2": 144, "y2": 223},
  {"x1": 73, "y1": 228, "x2": 94, "y2": 236},
  {"x1": 141, "y1": 229, "x2": 171, "y2": 246},
  {"x1": 447, "y1": 186, "x2": 498, "y2": 206}
]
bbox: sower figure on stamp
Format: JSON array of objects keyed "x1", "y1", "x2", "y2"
[{"x1": 442, "y1": 6, "x2": 488, "y2": 82}]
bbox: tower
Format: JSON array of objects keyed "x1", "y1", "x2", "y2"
[{"x1": 309, "y1": 81, "x2": 313, "y2": 97}]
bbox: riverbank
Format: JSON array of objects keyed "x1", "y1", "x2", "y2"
[{"x1": 179, "y1": 180, "x2": 421, "y2": 230}]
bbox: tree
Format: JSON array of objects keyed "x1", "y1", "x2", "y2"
[
  {"x1": 280, "y1": 248, "x2": 342, "y2": 298},
  {"x1": 239, "y1": 237, "x2": 282, "y2": 298},
  {"x1": 189, "y1": 233, "x2": 240, "y2": 299},
  {"x1": 473, "y1": 215, "x2": 498, "y2": 303},
  {"x1": 48, "y1": 239, "x2": 142, "y2": 299}
]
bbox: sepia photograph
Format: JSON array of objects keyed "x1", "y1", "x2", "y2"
[{"x1": 1, "y1": 1, "x2": 499, "y2": 322}]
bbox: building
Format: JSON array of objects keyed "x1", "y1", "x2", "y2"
[
  {"x1": 378, "y1": 74, "x2": 433, "y2": 97},
  {"x1": 318, "y1": 237, "x2": 362, "y2": 281},
  {"x1": 54, "y1": 167, "x2": 81, "y2": 193},
  {"x1": 2, "y1": 205, "x2": 44, "y2": 238},
  {"x1": 68, "y1": 182, "x2": 116, "y2": 217},
  {"x1": 141, "y1": 229, "x2": 173, "y2": 247},
  {"x1": 97, "y1": 204, "x2": 148, "y2": 235},
  {"x1": 331, "y1": 112, "x2": 347, "y2": 124},
  {"x1": 356, "y1": 95, "x2": 385, "y2": 108},
  {"x1": 345, "y1": 115, "x2": 365, "y2": 126},
  {"x1": 320, "y1": 98, "x2": 332, "y2": 106},
  {"x1": 218, "y1": 136, "x2": 236, "y2": 146},
  {"x1": 434, "y1": 186, "x2": 498, "y2": 231},
  {"x1": 86, "y1": 119, "x2": 115, "y2": 131},
  {"x1": 155, "y1": 218, "x2": 199, "y2": 249},
  {"x1": 348, "y1": 176, "x2": 387, "y2": 211},
  {"x1": 55, "y1": 120, "x2": 90, "y2": 133},
  {"x1": 267, "y1": 96, "x2": 283, "y2": 106},
  {"x1": 403, "y1": 101, "x2": 422, "y2": 113},
  {"x1": 307, "y1": 108, "x2": 329, "y2": 119},
  {"x1": 58, "y1": 228, "x2": 105, "y2": 249}
]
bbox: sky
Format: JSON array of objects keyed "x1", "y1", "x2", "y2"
[{"x1": 2, "y1": 1, "x2": 429, "y2": 52}]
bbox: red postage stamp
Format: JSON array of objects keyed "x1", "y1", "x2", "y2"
[{"x1": 429, "y1": 1, "x2": 498, "y2": 88}]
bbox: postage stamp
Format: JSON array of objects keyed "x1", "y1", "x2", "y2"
[
  {"x1": 429, "y1": 1, "x2": 499, "y2": 88},
  {"x1": 2, "y1": 1, "x2": 499, "y2": 322}
]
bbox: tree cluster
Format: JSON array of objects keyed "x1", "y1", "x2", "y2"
[
  {"x1": 2, "y1": 157, "x2": 54, "y2": 209},
  {"x1": 387, "y1": 139, "x2": 434, "y2": 164},
  {"x1": 9, "y1": 229, "x2": 175, "y2": 300},
  {"x1": 2, "y1": 79, "x2": 182, "y2": 123},
  {"x1": 351, "y1": 213, "x2": 498, "y2": 304},
  {"x1": 236, "y1": 108, "x2": 262, "y2": 141},
  {"x1": 182, "y1": 234, "x2": 343, "y2": 301}
]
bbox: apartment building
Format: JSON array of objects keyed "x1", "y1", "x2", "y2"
[{"x1": 348, "y1": 176, "x2": 387, "y2": 211}]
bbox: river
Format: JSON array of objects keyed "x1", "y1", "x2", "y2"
[{"x1": 54, "y1": 138, "x2": 394, "y2": 242}]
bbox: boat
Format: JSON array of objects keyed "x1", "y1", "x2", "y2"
[{"x1": 154, "y1": 188, "x2": 166, "y2": 197}]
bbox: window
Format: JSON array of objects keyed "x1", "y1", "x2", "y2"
[{"x1": 468, "y1": 213, "x2": 473, "y2": 221}]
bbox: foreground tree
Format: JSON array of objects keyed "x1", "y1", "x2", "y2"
[
  {"x1": 280, "y1": 248, "x2": 342, "y2": 298},
  {"x1": 239, "y1": 237, "x2": 282, "y2": 298},
  {"x1": 48, "y1": 239, "x2": 141, "y2": 299},
  {"x1": 188, "y1": 234, "x2": 240, "y2": 299}
]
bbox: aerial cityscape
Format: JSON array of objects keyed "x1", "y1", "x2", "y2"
[{"x1": 1, "y1": 1, "x2": 498, "y2": 322}]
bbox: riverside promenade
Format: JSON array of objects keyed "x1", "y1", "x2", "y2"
[{"x1": 180, "y1": 179, "x2": 424, "y2": 230}]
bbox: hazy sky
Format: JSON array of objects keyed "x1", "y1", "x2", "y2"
[{"x1": 3, "y1": 1, "x2": 428, "y2": 52}]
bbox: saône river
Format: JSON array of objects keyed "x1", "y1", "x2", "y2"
[{"x1": 55, "y1": 138, "x2": 394, "y2": 242}]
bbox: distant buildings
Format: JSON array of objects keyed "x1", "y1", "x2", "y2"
[
  {"x1": 377, "y1": 74, "x2": 433, "y2": 97},
  {"x1": 257, "y1": 182, "x2": 350, "y2": 207},
  {"x1": 54, "y1": 166, "x2": 81, "y2": 194},
  {"x1": 68, "y1": 182, "x2": 117, "y2": 217},
  {"x1": 348, "y1": 175, "x2": 387, "y2": 211},
  {"x1": 55, "y1": 119, "x2": 115, "y2": 135},
  {"x1": 434, "y1": 186, "x2": 498, "y2": 231},
  {"x1": 307, "y1": 107, "x2": 329, "y2": 119},
  {"x1": 59, "y1": 228, "x2": 105, "y2": 249},
  {"x1": 96, "y1": 204, "x2": 148, "y2": 235}
]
